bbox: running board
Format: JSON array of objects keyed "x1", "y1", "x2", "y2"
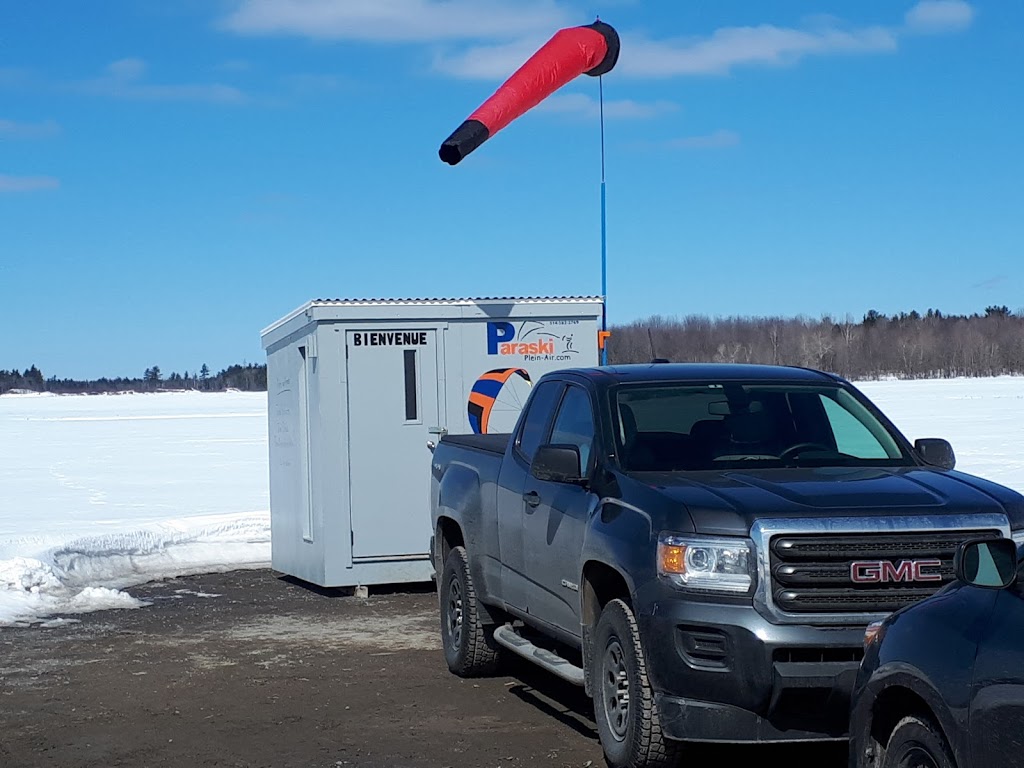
[{"x1": 492, "y1": 625, "x2": 585, "y2": 686}]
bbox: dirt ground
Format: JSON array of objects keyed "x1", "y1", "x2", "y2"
[{"x1": 0, "y1": 570, "x2": 849, "y2": 767}]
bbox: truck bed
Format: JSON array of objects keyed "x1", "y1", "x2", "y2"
[{"x1": 441, "y1": 433, "x2": 510, "y2": 455}]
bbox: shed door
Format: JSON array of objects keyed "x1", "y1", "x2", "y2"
[{"x1": 346, "y1": 329, "x2": 440, "y2": 559}]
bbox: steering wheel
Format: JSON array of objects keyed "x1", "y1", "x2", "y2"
[{"x1": 779, "y1": 442, "x2": 832, "y2": 460}]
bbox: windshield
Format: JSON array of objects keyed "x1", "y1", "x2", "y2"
[{"x1": 614, "y1": 382, "x2": 912, "y2": 471}]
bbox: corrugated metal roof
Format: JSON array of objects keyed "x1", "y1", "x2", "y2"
[
  {"x1": 307, "y1": 295, "x2": 602, "y2": 306},
  {"x1": 261, "y1": 295, "x2": 604, "y2": 340}
]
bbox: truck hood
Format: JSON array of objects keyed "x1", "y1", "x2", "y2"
[{"x1": 642, "y1": 466, "x2": 1017, "y2": 537}]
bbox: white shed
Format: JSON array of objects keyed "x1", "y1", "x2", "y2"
[{"x1": 259, "y1": 296, "x2": 603, "y2": 588}]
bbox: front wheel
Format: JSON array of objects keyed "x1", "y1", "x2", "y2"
[
  {"x1": 438, "y1": 546, "x2": 501, "y2": 677},
  {"x1": 881, "y1": 716, "x2": 957, "y2": 768},
  {"x1": 591, "y1": 599, "x2": 681, "y2": 768}
]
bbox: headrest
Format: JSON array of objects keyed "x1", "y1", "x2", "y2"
[{"x1": 725, "y1": 407, "x2": 773, "y2": 444}]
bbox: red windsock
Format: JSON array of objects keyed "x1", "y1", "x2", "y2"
[{"x1": 439, "y1": 20, "x2": 620, "y2": 165}]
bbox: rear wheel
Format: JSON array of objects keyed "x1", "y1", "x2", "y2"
[
  {"x1": 591, "y1": 599, "x2": 681, "y2": 768},
  {"x1": 438, "y1": 546, "x2": 501, "y2": 677},
  {"x1": 881, "y1": 716, "x2": 956, "y2": 768}
]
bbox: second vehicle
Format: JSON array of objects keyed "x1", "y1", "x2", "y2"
[{"x1": 851, "y1": 535, "x2": 1024, "y2": 768}]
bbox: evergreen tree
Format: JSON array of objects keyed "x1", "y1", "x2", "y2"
[{"x1": 23, "y1": 365, "x2": 44, "y2": 390}]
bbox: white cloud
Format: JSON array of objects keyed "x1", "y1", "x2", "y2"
[
  {"x1": 433, "y1": 36, "x2": 551, "y2": 79},
  {"x1": 972, "y1": 274, "x2": 1009, "y2": 291},
  {"x1": 0, "y1": 174, "x2": 60, "y2": 192},
  {"x1": 630, "y1": 130, "x2": 741, "y2": 151},
  {"x1": 665, "y1": 129, "x2": 741, "y2": 149},
  {"x1": 0, "y1": 118, "x2": 60, "y2": 139},
  {"x1": 0, "y1": 68, "x2": 33, "y2": 88},
  {"x1": 619, "y1": 23, "x2": 897, "y2": 77},
  {"x1": 435, "y1": 20, "x2": 898, "y2": 81},
  {"x1": 279, "y1": 73, "x2": 350, "y2": 95},
  {"x1": 107, "y1": 57, "x2": 147, "y2": 80},
  {"x1": 216, "y1": 2, "x2": 975, "y2": 87},
  {"x1": 432, "y1": 4, "x2": 975, "y2": 82},
  {"x1": 221, "y1": 0, "x2": 570, "y2": 42},
  {"x1": 219, "y1": 59, "x2": 253, "y2": 72},
  {"x1": 537, "y1": 93, "x2": 678, "y2": 120},
  {"x1": 905, "y1": 1, "x2": 975, "y2": 34},
  {"x1": 75, "y1": 59, "x2": 247, "y2": 105}
]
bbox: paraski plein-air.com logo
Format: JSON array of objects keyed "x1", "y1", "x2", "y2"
[{"x1": 487, "y1": 321, "x2": 580, "y2": 362}]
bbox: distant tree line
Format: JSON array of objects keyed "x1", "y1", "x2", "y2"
[
  {"x1": 5, "y1": 306, "x2": 1023, "y2": 393},
  {"x1": 607, "y1": 305, "x2": 1024, "y2": 380},
  {"x1": 0, "y1": 362, "x2": 267, "y2": 395}
]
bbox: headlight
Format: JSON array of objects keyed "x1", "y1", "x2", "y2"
[
  {"x1": 657, "y1": 533, "x2": 753, "y2": 593},
  {"x1": 1012, "y1": 530, "x2": 1024, "y2": 550}
]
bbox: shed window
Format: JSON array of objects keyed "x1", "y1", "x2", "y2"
[{"x1": 404, "y1": 350, "x2": 418, "y2": 421}]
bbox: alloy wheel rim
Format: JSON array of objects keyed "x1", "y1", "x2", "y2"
[
  {"x1": 447, "y1": 579, "x2": 463, "y2": 651},
  {"x1": 602, "y1": 638, "x2": 630, "y2": 740}
]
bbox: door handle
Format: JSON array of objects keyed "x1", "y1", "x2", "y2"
[{"x1": 523, "y1": 491, "x2": 541, "y2": 508}]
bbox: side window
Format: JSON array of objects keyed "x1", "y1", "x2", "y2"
[
  {"x1": 550, "y1": 385, "x2": 596, "y2": 472},
  {"x1": 820, "y1": 395, "x2": 889, "y2": 458},
  {"x1": 515, "y1": 381, "x2": 563, "y2": 463}
]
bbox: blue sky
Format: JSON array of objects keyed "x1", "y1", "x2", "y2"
[{"x1": 2, "y1": 0, "x2": 1021, "y2": 379}]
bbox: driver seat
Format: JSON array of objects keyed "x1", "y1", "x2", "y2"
[{"x1": 719, "y1": 403, "x2": 779, "y2": 456}]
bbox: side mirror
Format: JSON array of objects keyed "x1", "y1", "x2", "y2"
[
  {"x1": 531, "y1": 444, "x2": 584, "y2": 485},
  {"x1": 915, "y1": 438, "x2": 956, "y2": 470},
  {"x1": 954, "y1": 538, "x2": 1018, "y2": 589}
]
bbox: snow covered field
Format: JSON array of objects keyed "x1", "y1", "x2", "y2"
[
  {"x1": 0, "y1": 391, "x2": 269, "y2": 626},
  {"x1": 1, "y1": 377, "x2": 1023, "y2": 628},
  {"x1": 858, "y1": 377, "x2": 1024, "y2": 494}
]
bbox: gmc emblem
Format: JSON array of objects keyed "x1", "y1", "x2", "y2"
[{"x1": 850, "y1": 559, "x2": 943, "y2": 584}]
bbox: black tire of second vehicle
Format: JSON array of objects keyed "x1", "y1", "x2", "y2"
[
  {"x1": 882, "y1": 716, "x2": 957, "y2": 768},
  {"x1": 591, "y1": 598, "x2": 681, "y2": 768},
  {"x1": 439, "y1": 545, "x2": 501, "y2": 677}
]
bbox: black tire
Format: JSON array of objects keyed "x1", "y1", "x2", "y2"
[
  {"x1": 591, "y1": 599, "x2": 681, "y2": 768},
  {"x1": 438, "y1": 546, "x2": 501, "y2": 677},
  {"x1": 881, "y1": 716, "x2": 956, "y2": 768}
]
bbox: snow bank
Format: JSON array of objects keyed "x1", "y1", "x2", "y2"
[
  {"x1": 0, "y1": 513, "x2": 269, "y2": 626},
  {"x1": 0, "y1": 556, "x2": 150, "y2": 626},
  {"x1": 0, "y1": 391, "x2": 270, "y2": 627}
]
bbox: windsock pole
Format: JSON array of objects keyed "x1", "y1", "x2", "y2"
[{"x1": 599, "y1": 73, "x2": 609, "y2": 366}]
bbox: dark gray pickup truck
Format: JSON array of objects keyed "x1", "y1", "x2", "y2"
[{"x1": 428, "y1": 363, "x2": 1024, "y2": 768}]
